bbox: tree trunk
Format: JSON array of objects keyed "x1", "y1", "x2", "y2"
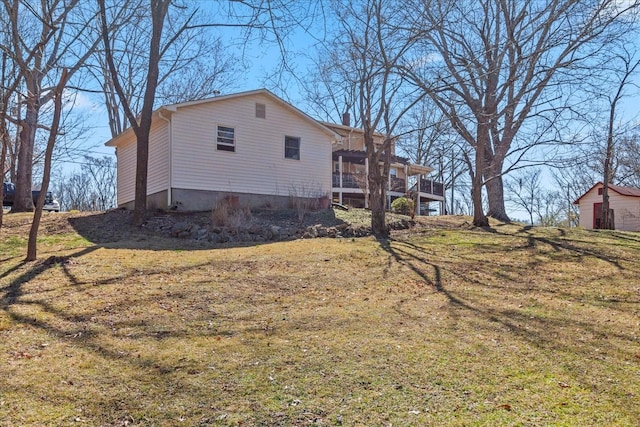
[
  {"x1": 369, "y1": 178, "x2": 389, "y2": 236},
  {"x1": 472, "y1": 126, "x2": 489, "y2": 227},
  {"x1": 471, "y1": 172, "x2": 488, "y2": 227},
  {"x1": 130, "y1": 0, "x2": 171, "y2": 226},
  {"x1": 0, "y1": 94, "x2": 8, "y2": 228},
  {"x1": 601, "y1": 186, "x2": 615, "y2": 230},
  {"x1": 484, "y1": 154, "x2": 510, "y2": 222},
  {"x1": 132, "y1": 129, "x2": 149, "y2": 226},
  {"x1": 485, "y1": 175, "x2": 510, "y2": 222},
  {"x1": 13, "y1": 100, "x2": 38, "y2": 212},
  {"x1": 368, "y1": 152, "x2": 389, "y2": 236},
  {"x1": 601, "y1": 205, "x2": 614, "y2": 230},
  {"x1": 26, "y1": 69, "x2": 67, "y2": 261},
  {"x1": 0, "y1": 132, "x2": 6, "y2": 228}
]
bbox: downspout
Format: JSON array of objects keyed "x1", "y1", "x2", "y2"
[{"x1": 158, "y1": 109, "x2": 172, "y2": 208}]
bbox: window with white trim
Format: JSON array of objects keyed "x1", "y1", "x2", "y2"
[
  {"x1": 285, "y1": 136, "x2": 300, "y2": 160},
  {"x1": 217, "y1": 125, "x2": 235, "y2": 152}
]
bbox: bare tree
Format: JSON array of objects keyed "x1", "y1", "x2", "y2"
[
  {"x1": 55, "y1": 172, "x2": 89, "y2": 211},
  {"x1": 0, "y1": 48, "x2": 20, "y2": 228},
  {"x1": 551, "y1": 162, "x2": 595, "y2": 228},
  {"x1": 83, "y1": 156, "x2": 116, "y2": 210},
  {"x1": 55, "y1": 155, "x2": 116, "y2": 211},
  {"x1": 535, "y1": 190, "x2": 566, "y2": 227},
  {"x1": 505, "y1": 168, "x2": 543, "y2": 225},
  {"x1": 307, "y1": 0, "x2": 426, "y2": 235},
  {"x1": 2, "y1": 0, "x2": 102, "y2": 212},
  {"x1": 396, "y1": 100, "x2": 468, "y2": 215},
  {"x1": 403, "y1": 0, "x2": 640, "y2": 226},
  {"x1": 95, "y1": 2, "x2": 242, "y2": 138},
  {"x1": 0, "y1": 1, "x2": 103, "y2": 259},
  {"x1": 600, "y1": 50, "x2": 640, "y2": 229},
  {"x1": 617, "y1": 132, "x2": 640, "y2": 187},
  {"x1": 301, "y1": 51, "x2": 360, "y2": 126},
  {"x1": 26, "y1": 69, "x2": 68, "y2": 261},
  {"x1": 98, "y1": 0, "x2": 182, "y2": 226}
]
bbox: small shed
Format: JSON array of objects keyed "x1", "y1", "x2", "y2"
[{"x1": 574, "y1": 182, "x2": 640, "y2": 231}]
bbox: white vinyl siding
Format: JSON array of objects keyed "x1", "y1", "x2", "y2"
[
  {"x1": 170, "y1": 93, "x2": 332, "y2": 197},
  {"x1": 114, "y1": 120, "x2": 169, "y2": 206},
  {"x1": 115, "y1": 135, "x2": 136, "y2": 207},
  {"x1": 148, "y1": 121, "x2": 170, "y2": 195}
]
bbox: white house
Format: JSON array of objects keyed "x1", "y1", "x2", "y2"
[
  {"x1": 574, "y1": 182, "x2": 640, "y2": 231},
  {"x1": 105, "y1": 89, "x2": 340, "y2": 211}
]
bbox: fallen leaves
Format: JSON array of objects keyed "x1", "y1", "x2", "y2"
[{"x1": 10, "y1": 351, "x2": 34, "y2": 360}]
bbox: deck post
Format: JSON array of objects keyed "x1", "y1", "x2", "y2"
[
  {"x1": 339, "y1": 155, "x2": 343, "y2": 204},
  {"x1": 365, "y1": 158, "x2": 369, "y2": 209},
  {"x1": 417, "y1": 174, "x2": 422, "y2": 216},
  {"x1": 404, "y1": 165, "x2": 408, "y2": 194},
  {"x1": 387, "y1": 167, "x2": 392, "y2": 210}
]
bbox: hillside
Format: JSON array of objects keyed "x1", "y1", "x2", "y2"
[{"x1": 1, "y1": 211, "x2": 639, "y2": 426}]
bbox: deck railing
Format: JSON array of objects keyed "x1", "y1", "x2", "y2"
[
  {"x1": 333, "y1": 173, "x2": 444, "y2": 197},
  {"x1": 419, "y1": 179, "x2": 445, "y2": 196},
  {"x1": 332, "y1": 172, "x2": 361, "y2": 189},
  {"x1": 389, "y1": 177, "x2": 406, "y2": 192}
]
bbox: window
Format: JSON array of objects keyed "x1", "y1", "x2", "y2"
[
  {"x1": 285, "y1": 136, "x2": 300, "y2": 160},
  {"x1": 255, "y1": 103, "x2": 266, "y2": 119},
  {"x1": 217, "y1": 125, "x2": 235, "y2": 152},
  {"x1": 598, "y1": 188, "x2": 603, "y2": 195},
  {"x1": 389, "y1": 168, "x2": 397, "y2": 177}
]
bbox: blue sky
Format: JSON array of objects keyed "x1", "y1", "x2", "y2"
[
  {"x1": 60, "y1": 1, "x2": 640, "y2": 220},
  {"x1": 60, "y1": 24, "x2": 306, "y2": 177},
  {"x1": 65, "y1": 2, "x2": 322, "y2": 172}
]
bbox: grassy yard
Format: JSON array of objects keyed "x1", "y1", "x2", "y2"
[{"x1": 0, "y1": 212, "x2": 639, "y2": 426}]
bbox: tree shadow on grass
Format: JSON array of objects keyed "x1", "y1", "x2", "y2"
[
  {"x1": 375, "y1": 233, "x2": 640, "y2": 364},
  {"x1": 512, "y1": 226, "x2": 635, "y2": 272},
  {"x1": 0, "y1": 247, "x2": 248, "y2": 403},
  {"x1": 1, "y1": 247, "x2": 101, "y2": 306},
  {"x1": 0, "y1": 239, "x2": 389, "y2": 424},
  {"x1": 593, "y1": 228, "x2": 640, "y2": 245}
]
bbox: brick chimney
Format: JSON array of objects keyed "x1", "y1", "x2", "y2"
[{"x1": 342, "y1": 112, "x2": 350, "y2": 127}]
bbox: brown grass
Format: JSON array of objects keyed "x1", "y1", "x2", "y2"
[{"x1": 0, "y1": 212, "x2": 639, "y2": 426}]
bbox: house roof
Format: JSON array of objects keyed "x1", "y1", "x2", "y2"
[
  {"x1": 332, "y1": 148, "x2": 411, "y2": 165},
  {"x1": 105, "y1": 88, "x2": 340, "y2": 147},
  {"x1": 609, "y1": 183, "x2": 640, "y2": 197},
  {"x1": 573, "y1": 181, "x2": 640, "y2": 204},
  {"x1": 321, "y1": 121, "x2": 388, "y2": 140}
]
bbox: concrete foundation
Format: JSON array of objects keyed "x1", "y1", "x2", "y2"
[{"x1": 119, "y1": 188, "x2": 302, "y2": 212}]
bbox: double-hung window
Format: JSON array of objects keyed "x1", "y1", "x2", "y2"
[
  {"x1": 217, "y1": 125, "x2": 235, "y2": 152},
  {"x1": 284, "y1": 136, "x2": 300, "y2": 160}
]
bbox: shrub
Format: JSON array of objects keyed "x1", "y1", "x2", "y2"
[
  {"x1": 211, "y1": 198, "x2": 252, "y2": 229},
  {"x1": 391, "y1": 197, "x2": 415, "y2": 216},
  {"x1": 289, "y1": 182, "x2": 324, "y2": 222}
]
